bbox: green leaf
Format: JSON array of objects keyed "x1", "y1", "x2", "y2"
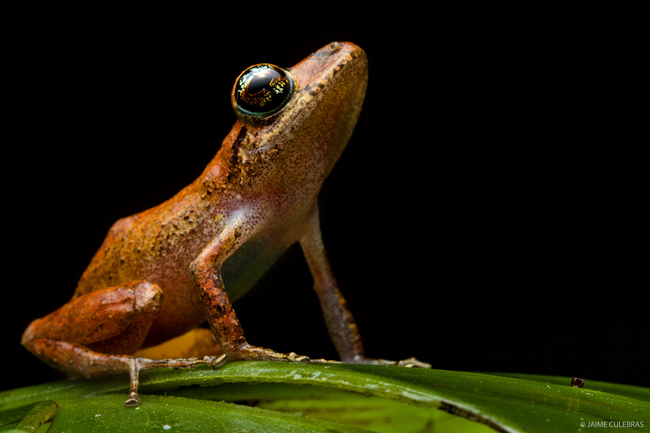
[
  {"x1": 169, "y1": 382, "x2": 494, "y2": 433},
  {"x1": 0, "y1": 400, "x2": 58, "y2": 433},
  {"x1": 1, "y1": 362, "x2": 648, "y2": 432},
  {"x1": 52, "y1": 394, "x2": 369, "y2": 433}
]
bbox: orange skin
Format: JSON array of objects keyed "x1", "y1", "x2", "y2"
[{"x1": 22, "y1": 42, "x2": 429, "y2": 407}]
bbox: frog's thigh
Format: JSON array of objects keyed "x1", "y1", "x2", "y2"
[{"x1": 22, "y1": 281, "x2": 163, "y2": 359}]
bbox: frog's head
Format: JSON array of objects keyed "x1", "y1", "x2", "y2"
[{"x1": 229, "y1": 42, "x2": 368, "y2": 190}]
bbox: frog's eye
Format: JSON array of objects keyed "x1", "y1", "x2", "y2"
[{"x1": 233, "y1": 64, "x2": 295, "y2": 119}]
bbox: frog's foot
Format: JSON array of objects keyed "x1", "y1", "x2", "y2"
[
  {"x1": 397, "y1": 357, "x2": 431, "y2": 368},
  {"x1": 347, "y1": 355, "x2": 432, "y2": 369},
  {"x1": 128, "y1": 354, "x2": 227, "y2": 406},
  {"x1": 23, "y1": 338, "x2": 229, "y2": 407},
  {"x1": 310, "y1": 358, "x2": 342, "y2": 364},
  {"x1": 223, "y1": 343, "x2": 311, "y2": 363}
]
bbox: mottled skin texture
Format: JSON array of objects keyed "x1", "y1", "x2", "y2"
[{"x1": 22, "y1": 42, "x2": 429, "y2": 407}]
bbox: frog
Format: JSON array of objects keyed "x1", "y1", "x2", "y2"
[{"x1": 21, "y1": 41, "x2": 430, "y2": 407}]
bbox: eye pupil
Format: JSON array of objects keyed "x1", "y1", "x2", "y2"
[
  {"x1": 234, "y1": 64, "x2": 294, "y2": 117},
  {"x1": 247, "y1": 71, "x2": 275, "y2": 96}
]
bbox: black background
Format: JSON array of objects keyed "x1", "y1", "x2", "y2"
[{"x1": 3, "y1": 4, "x2": 646, "y2": 392}]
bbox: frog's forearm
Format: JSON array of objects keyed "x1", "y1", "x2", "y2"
[
  {"x1": 189, "y1": 216, "x2": 310, "y2": 363},
  {"x1": 189, "y1": 220, "x2": 250, "y2": 354}
]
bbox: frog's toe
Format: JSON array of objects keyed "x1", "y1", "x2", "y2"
[
  {"x1": 124, "y1": 392, "x2": 141, "y2": 407},
  {"x1": 224, "y1": 343, "x2": 312, "y2": 364},
  {"x1": 346, "y1": 355, "x2": 431, "y2": 368},
  {"x1": 286, "y1": 352, "x2": 311, "y2": 363},
  {"x1": 206, "y1": 354, "x2": 228, "y2": 368},
  {"x1": 310, "y1": 358, "x2": 342, "y2": 364},
  {"x1": 396, "y1": 357, "x2": 431, "y2": 368}
]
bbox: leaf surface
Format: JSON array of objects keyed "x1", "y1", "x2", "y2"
[{"x1": 1, "y1": 362, "x2": 648, "y2": 432}]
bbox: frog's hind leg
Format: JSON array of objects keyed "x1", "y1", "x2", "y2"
[
  {"x1": 22, "y1": 281, "x2": 226, "y2": 406},
  {"x1": 22, "y1": 281, "x2": 163, "y2": 357},
  {"x1": 24, "y1": 337, "x2": 225, "y2": 407}
]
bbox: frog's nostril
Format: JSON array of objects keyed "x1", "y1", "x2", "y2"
[{"x1": 329, "y1": 42, "x2": 342, "y2": 53}]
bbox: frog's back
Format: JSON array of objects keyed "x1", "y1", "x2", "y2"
[
  {"x1": 72, "y1": 182, "x2": 217, "y2": 299},
  {"x1": 73, "y1": 214, "x2": 139, "y2": 297}
]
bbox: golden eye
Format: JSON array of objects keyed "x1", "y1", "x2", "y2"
[{"x1": 233, "y1": 64, "x2": 295, "y2": 118}]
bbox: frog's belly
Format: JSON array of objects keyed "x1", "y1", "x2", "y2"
[{"x1": 221, "y1": 235, "x2": 289, "y2": 302}]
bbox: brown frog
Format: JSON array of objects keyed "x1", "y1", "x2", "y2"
[{"x1": 22, "y1": 42, "x2": 430, "y2": 407}]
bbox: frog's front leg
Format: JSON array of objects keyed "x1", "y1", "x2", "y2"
[
  {"x1": 188, "y1": 216, "x2": 310, "y2": 363},
  {"x1": 299, "y1": 203, "x2": 431, "y2": 368}
]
